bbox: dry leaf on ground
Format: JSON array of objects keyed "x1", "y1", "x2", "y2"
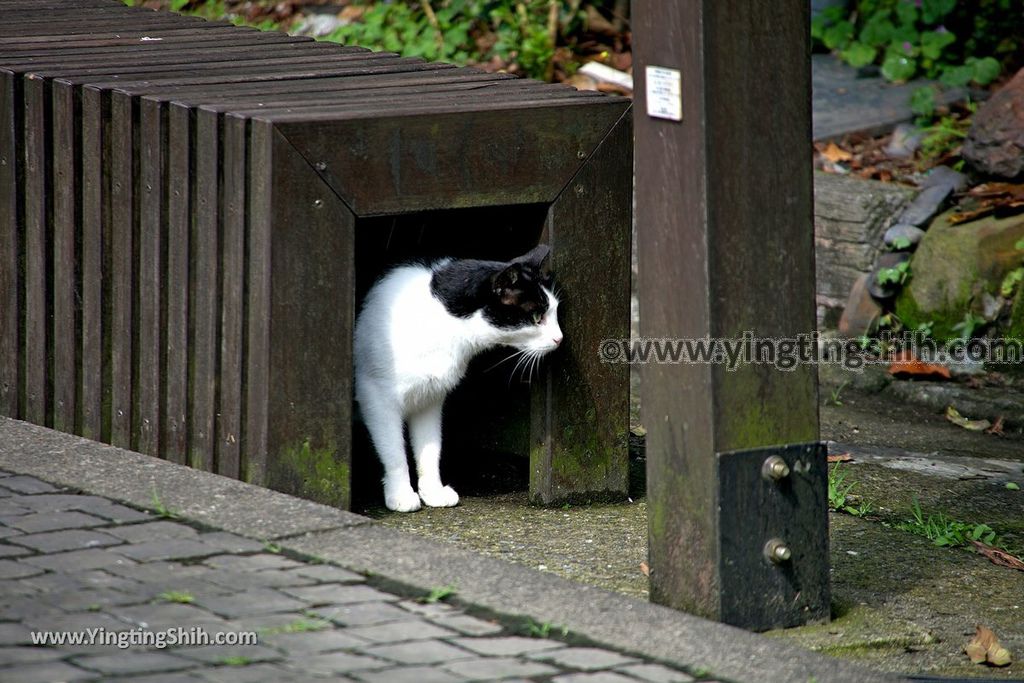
[
  {"x1": 888, "y1": 354, "x2": 952, "y2": 379},
  {"x1": 985, "y1": 416, "x2": 1005, "y2": 436},
  {"x1": 639, "y1": 561, "x2": 650, "y2": 577},
  {"x1": 965, "y1": 625, "x2": 1013, "y2": 667},
  {"x1": 945, "y1": 405, "x2": 992, "y2": 432},
  {"x1": 827, "y1": 453, "x2": 853, "y2": 463},
  {"x1": 820, "y1": 142, "x2": 853, "y2": 163},
  {"x1": 971, "y1": 540, "x2": 1024, "y2": 572}
]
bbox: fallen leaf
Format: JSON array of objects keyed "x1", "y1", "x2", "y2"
[
  {"x1": 1006, "y1": 482, "x2": 1021, "y2": 491},
  {"x1": 965, "y1": 625, "x2": 1012, "y2": 666},
  {"x1": 639, "y1": 561, "x2": 650, "y2": 577},
  {"x1": 820, "y1": 142, "x2": 853, "y2": 163},
  {"x1": 985, "y1": 416, "x2": 1005, "y2": 436},
  {"x1": 889, "y1": 356, "x2": 952, "y2": 380},
  {"x1": 946, "y1": 406, "x2": 992, "y2": 432},
  {"x1": 827, "y1": 453, "x2": 853, "y2": 463},
  {"x1": 972, "y1": 541, "x2": 1024, "y2": 572}
]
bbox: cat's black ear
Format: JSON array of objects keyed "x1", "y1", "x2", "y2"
[
  {"x1": 513, "y1": 244, "x2": 550, "y2": 270},
  {"x1": 492, "y1": 264, "x2": 522, "y2": 305}
]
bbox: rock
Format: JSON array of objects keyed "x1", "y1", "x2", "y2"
[
  {"x1": 884, "y1": 123, "x2": 922, "y2": 159},
  {"x1": 894, "y1": 210, "x2": 1024, "y2": 339},
  {"x1": 838, "y1": 273, "x2": 883, "y2": 337},
  {"x1": 920, "y1": 164, "x2": 969, "y2": 194},
  {"x1": 963, "y1": 67, "x2": 1024, "y2": 179},
  {"x1": 883, "y1": 224, "x2": 925, "y2": 249},
  {"x1": 897, "y1": 184, "x2": 953, "y2": 227},
  {"x1": 867, "y1": 251, "x2": 910, "y2": 299},
  {"x1": 980, "y1": 291, "x2": 1005, "y2": 322},
  {"x1": 292, "y1": 13, "x2": 348, "y2": 37}
]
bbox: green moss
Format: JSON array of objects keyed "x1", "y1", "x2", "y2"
[
  {"x1": 892, "y1": 289, "x2": 965, "y2": 342},
  {"x1": 269, "y1": 438, "x2": 350, "y2": 508}
]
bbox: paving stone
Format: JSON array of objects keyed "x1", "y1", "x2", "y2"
[
  {"x1": 0, "y1": 485, "x2": 13, "y2": 497},
  {"x1": 0, "y1": 558, "x2": 43, "y2": 578},
  {"x1": 0, "y1": 475, "x2": 59, "y2": 494},
  {"x1": 553, "y1": 673, "x2": 646, "y2": 683},
  {"x1": 398, "y1": 599, "x2": 457, "y2": 618},
  {"x1": 106, "y1": 560, "x2": 210, "y2": 583},
  {"x1": 40, "y1": 586, "x2": 151, "y2": 611},
  {"x1": 529, "y1": 646, "x2": 639, "y2": 670},
  {"x1": 84, "y1": 501, "x2": 153, "y2": 523},
  {"x1": 203, "y1": 553, "x2": 303, "y2": 572},
  {"x1": 0, "y1": 526, "x2": 23, "y2": 539},
  {"x1": 105, "y1": 520, "x2": 199, "y2": 542},
  {"x1": 0, "y1": 499, "x2": 32, "y2": 516},
  {"x1": 112, "y1": 674, "x2": 205, "y2": 683},
  {"x1": 193, "y1": 663, "x2": 303, "y2": 683},
  {"x1": 0, "y1": 596, "x2": 64, "y2": 622},
  {"x1": 197, "y1": 588, "x2": 308, "y2": 618},
  {"x1": 73, "y1": 651, "x2": 197, "y2": 675},
  {"x1": 615, "y1": 663, "x2": 696, "y2": 683},
  {"x1": 352, "y1": 664, "x2": 470, "y2": 683},
  {"x1": 4, "y1": 510, "x2": 108, "y2": 533},
  {"x1": 443, "y1": 656, "x2": 559, "y2": 680},
  {"x1": 0, "y1": 645, "x2": 66, "y2": 666},
  {"x1": 0, "y1": 660, "x2": 94, "y2": 682},
  {"x1": 228, "y1": 611, "x2": 314, "y2": 633},
  {"x1": 174, "y1": 642, "x2": 283, "y2": 665},
  {"x1": 281, "y1": 583, "x2": 398, "y2": 606},
  {"x1": 195, "y1": 532, "x2": 267, "y2": 554},
  {"x1": 112, "y1": 602, "x2": 225, "y2": 629},
  {"x1": 364, "y1": 639, "x2": 477, "y2": 665},
  {"x1": 8, "y1": 528, "x2": 122, "y2": 553},
  {"x1": 114, "y1": 538, "x2": 221, "y2": 562},
  {"x1": 309, "y1": 601, "x2": 414, "y2": 626},
  {"x1": 430, "y1": 614, "x2": 504, "y2": 636},
  {"x1": 449, "y1": 635, "x2": 564, "y2": 656},
  {"x1": 345, "y1": 620, "x2": 458, "y2": 643},
  {"x1": 22, "y1": 548, "x2": 137, "y2": 571},
  {"x1": 261, "y1": 628, "x2": 367, "y2": 654},
  {"x1": 0, "y1": 542, "x2": 32, "y2": 558},
  {"x1": 204, "y1": 568, "x2": 318, "y2": 590},
  {"x1": 0, "y1": 622, "x2": 35, "y2": 645},
  {"x1": 286, "y1": 563, "x2": 364, "y2": 583},
  {"x1": 23, "y1": 610, "x2": 132, "y2": 636},
  {"x1": 281, "y1": 650, "x2": 389, "y2": 676}
]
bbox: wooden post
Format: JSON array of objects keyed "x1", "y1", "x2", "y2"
[{"x1": 634, "y1": 1, "x2": 829, "y2": 630}]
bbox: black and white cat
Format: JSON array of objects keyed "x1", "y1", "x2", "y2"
[{"x1": 354, "y1": 245, "x2": 562, "y2": 512}]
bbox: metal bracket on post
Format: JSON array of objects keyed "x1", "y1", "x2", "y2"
[{"x1": 717, "y1": 442, "x2": 830, "y2": 630}]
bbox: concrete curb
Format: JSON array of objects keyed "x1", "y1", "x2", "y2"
[{"x1": 0, "y1": 417, "x2": 899, "y2": 683}]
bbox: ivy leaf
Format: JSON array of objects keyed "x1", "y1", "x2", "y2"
[
  {"x1": 841, "y1": 42, "x2": 877, "y2": 68},
  {"x1": 882, "y1": 52, "x2": 917, "y2": 82},
  {"x1": 895, "y1": 1, "x2": 918, "y2": 27},
  {"x1": 970, "y1": 56, "x2": 1001, "y2": 85},
  {"x1": 921, "y1": 0, "x2": 956, "y2": 24},
  {"x1": 910, "y1": 86, "x2": 936, "y2": 117},
  {"x1": 940, "y1": 64, "x2": 974, "y2": 87},
  {"x1": 859, "y1": 13, "x2": 895, "y2": 47},
  {"x1": 920, "y1": 30, "x2": 956, "y2": 60},
  {"x1": 823, "y1": 20, "x2": 855, "y2": 50}
]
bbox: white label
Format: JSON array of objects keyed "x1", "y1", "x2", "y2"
[{"x1": 645, "y1": 66, "x2": 682, "y2": 121}]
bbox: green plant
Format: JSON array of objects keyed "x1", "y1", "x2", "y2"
[
  {"x1": 876, "y1": 260, "x2": 911, "y2": 286},
  {"x1": 219, "y1": 656, "x2": 252, "y2": 666},
  {"x1": 812, "y1": 0, "x2": 1018, "y2": 87},
  {"x1": 896, "y1": 497, "x2": 1005, "y2": 548},
  {"x1": 422, "y1": 584, "x2": 457, "y2": 603},
  {"x1": 889, "y1": 236, "x2": 913, "y2": 251},
  {"x1": 952, "y1": 310, "x2": 987, "y2": 340},
  {"x1": 158, "y1": 590, "x2": 195, "y2": 604},
  {"x1": 261, "y1": 617, "x2": 330, "y2": 635},
  {"x1": 150, "y1": 486, "x2": 181, "y2": 520},
  {"x1": 827, "y1": 380, "x2": 849, "y2": 407},
  {"x1": 524, "y1": 619, "x2": 568, "y2": 638},
  {"x1": 917, "y1": 101, "x2": 975, "y2": 159},
  {"x1": 828, "y1": 463, "x2": 874, "y2": 517},
  {"x1": 263, "y1": 540, "x2": 282, "y2": 554}
]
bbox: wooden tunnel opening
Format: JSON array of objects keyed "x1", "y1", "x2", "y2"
[{"x1": 348, "y1": 203, "x2": 550, "y2": 510}]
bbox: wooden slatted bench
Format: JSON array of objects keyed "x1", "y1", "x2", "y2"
[{"x1": 0, "y1": 0, "x2": 632, "y2": 509}]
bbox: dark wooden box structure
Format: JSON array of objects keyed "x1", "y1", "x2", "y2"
[{"x1": 0, "y1": 0, "x2": 632, "y2": 509}]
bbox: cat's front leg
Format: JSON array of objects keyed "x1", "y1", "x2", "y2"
[
  {"x1": 359, "y1": 384, "x2": 421, "y2": 512},
  {"x1": 409, "y1": 403, "x2": 459, "y2": 508}
]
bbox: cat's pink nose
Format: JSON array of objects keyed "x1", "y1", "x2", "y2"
[{"x1": 552, "y1": 336, "x2": 563, "y2": 346}]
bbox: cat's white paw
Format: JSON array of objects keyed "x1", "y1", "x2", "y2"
[
  {"x1": 384, "y1": 484, "x2": 422, "y2": 512},
  {"x1": 418, "y1": 484, "x2": 459, "y2": 508}
]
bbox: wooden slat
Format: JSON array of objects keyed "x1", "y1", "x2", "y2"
[
  {"x1": 135, "y1": 95, "x2": 163, "y2": 456},
  {"x1": 530, "y1": 110, "x2": 632, "y2": 504},
  {"x1": 108, "y1": 89, "x2": 133, "y2": 448},
  {"x1": 0, "y1": 70, "x2": 18, "y2": 417},
  {"x1": 22, "y1": 75, "x2": 47, "y2": 426},
  {"x1": 2, "y1": 32, "x2": 307, "y2": 59},
  {"x1": 79, "y1": 83, "x2": 103, "y2": 440},
  {"x1": 189, "y1": 102, "x2": 217, "y2": 473},
  {"x1": 245, "y1": 115, "x2": 270, "y2": 487},
  {"x1": 164, "y1": 101, "x2": 189, "y2": 465},
  {"x1": 0, "y1": 26, "x2": 255, "y2": 50},
  {"x1": 217, "y1": 109, "x2": 244, "y2": 479},
  {"x1": 51, "y1": 80, "x2": 77, "y2": 434}
]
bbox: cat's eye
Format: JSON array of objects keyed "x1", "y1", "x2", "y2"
[{"x1": 532, "y1": 311, "x2": 543, "y2": 325}]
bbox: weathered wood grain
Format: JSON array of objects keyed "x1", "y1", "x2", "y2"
[
  {"x1": 22, "y1": 75, "x2": 47, "y2": 426},
  {"x1": 108, "y1": 89, "x2": 134, "y2": 448},
  {"x1": 51, "y1": 80, "x2": 77, "y2": 434},
  {"x1": 164, "y1": 101, "x2": 189, "y2": 465},
  {"x1": 78, "y1": 84, "x2": 104, "y2": 440},
  {"x1": 0, "y1": 71, "x2": 18, "y2": 417}
]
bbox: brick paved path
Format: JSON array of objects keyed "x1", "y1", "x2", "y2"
[{"x1": 0, "y1": 470, "x2": 704, "y2": 683}]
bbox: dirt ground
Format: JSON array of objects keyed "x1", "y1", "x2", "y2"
[{"x1": 361, "y1": 381, "x2": 1024, "y2": 679}]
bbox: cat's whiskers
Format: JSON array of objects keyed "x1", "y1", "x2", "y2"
[{"x1": 483, "y1": 348, "x2": 528, "y2": 374}]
